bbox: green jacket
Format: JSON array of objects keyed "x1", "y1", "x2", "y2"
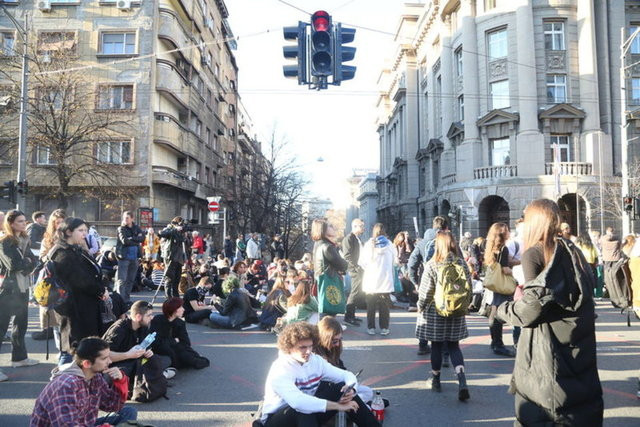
[{"x1": 284, "y1": 296, "x2": 318, "y2": 325}]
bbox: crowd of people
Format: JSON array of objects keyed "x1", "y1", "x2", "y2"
[{"x1": 0, "y1": 195, "x2": 635, "y2": 425}]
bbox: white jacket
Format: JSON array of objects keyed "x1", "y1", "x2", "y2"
[
  {"x1": 360, "y1": 236, "x2": 395, "y2": 294},
  {"x1": 246, "y1": 238, "x2": 261, "y2": 259},
  {"x1": 261, "y1": 352, "x2": 357, "y2": 422}
]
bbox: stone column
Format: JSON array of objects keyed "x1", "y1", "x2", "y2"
[
  {"x1": 440, "y1": 16, "x2": 455, "y2": 178},
  {"x1": 577, "y1": 0, "x2": 611, "y2": 175},
  {"x1": 458, "y1": 0, "x2": 480, "y2": 182},
  {"x1": 515, "y1": 0, "x2": 545, "y2": 177}
]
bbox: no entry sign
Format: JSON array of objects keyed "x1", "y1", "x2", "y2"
[{"x1": 208, "y1": 201, "x2": 220, "y2": 212}]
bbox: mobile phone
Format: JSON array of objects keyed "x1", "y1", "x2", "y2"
[{"x1": 340, "y1": 382, "x2": 356, "y2": 400}]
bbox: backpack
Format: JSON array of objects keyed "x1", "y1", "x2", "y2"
[
  {"x1": 433, "y1": 261, "x2": 471, "y2": 317},
  {"x1": 33, "y1": 260, "x2": 69, "y2": 313},
  {"x1": 605, "y1": 257, "x2": 632, "y2": 310},
  {"x1": 131, "y1": 357, "x2": 169, "y2": 403}
]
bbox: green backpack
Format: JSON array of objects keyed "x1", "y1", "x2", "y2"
[{"x1": 434, "y1": 261, "x2": 471, "y2": 317}]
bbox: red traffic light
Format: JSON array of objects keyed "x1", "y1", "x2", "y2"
[{"x1": 312, "y1": 11, "x2": 330, "y2": 31}]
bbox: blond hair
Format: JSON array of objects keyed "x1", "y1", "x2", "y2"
[{"x1": 522, "y1": 199, "x2": 561, "y2": 266}]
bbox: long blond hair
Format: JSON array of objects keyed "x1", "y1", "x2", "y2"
[
  {"x1": 41, "y1": 209, "x2": 66, "y2": 257},
  {"x1": 484, "y1": 222, "x2": 509, "y2": 266},
  {"x1": 433, "y1": 231, "x2": 458, "y2": 263},
  {"x1": 522, "y1": 199, "x2": 561, "y2": 266}
]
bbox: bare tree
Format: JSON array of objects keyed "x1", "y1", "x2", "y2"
[{"x1": 0, "y1": 31, "x2": 136, "y2": 209}]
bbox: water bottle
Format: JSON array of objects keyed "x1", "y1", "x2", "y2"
[
  {"x1": 138, "y1": 332, "x2": 156, "y2": 350},
  {"x1": 371, "y1": 391, "x2": 385, "y2": 423}
]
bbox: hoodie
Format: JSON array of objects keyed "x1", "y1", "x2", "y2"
[
  {"x1": 31, "y1": 363, "x2": 128, "y2": 427},
  {"x1": 360, "y1": 235, "x2": 396, "y2": 294}
]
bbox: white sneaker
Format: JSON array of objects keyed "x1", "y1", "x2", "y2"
[
  {"x1": 0, "y1": 370, "x2": 8, "y2": 382},
  {"x1": 12, "y1": 358, "x2": 39, "y2": 368},
  {"x1": 163, "y1": 368, "x2": 177, "y2": 380},
  {"x1": 380, "y1": 328, "x2": 390, "y2": 336},
  {"x1": 367, "y1": 328, "x2": 376, "y2": 335}
]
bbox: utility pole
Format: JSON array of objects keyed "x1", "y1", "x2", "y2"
[{"x1": 1, "y1": 6, "x2": 29, "y2": 211}]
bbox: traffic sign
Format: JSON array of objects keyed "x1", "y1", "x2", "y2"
[{"x1": 208, "y1": 201, "x2": 220, "y2": 212}]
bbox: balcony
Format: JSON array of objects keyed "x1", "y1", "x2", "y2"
[
  {"x1": 474, "y1": 165, "x2": 518, "y2": 179},
  {"x1": 441, "y1": 173, "x2": 456, "y2": 185},
  {"x1": 156, "y1": 61, "x2": 189, "y2": 108},
  {"x1": 158, "y1": 10, "x2": 192, "y2": 53},
  {"x1": 153, "y1": 115, "x2": 201, "y2": 159},
  {"x1": 152, "y1": 166, "x2": 198, "y2": 193},
  {"x1": 544, "y1": 162, "x2": 592, "y2": 176}
]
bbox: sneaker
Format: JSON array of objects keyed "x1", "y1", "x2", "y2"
[
  {"x1": 241, "y1": 324, "x2": 259, "y2": 331},
  {"x1": 407, "y1": 306, "x2": 418, "y2": 312},
  {"x1": 492, "y1": 345, "x2": 516, "y2": 357},
  {"x1": 426, "y1": 373, "x2": 441, "y2": 392},
  {"x1": 380, "y1": 328, "x2": 390, "y2": 336},
  {"x1": 343, "y1": 317, "x2": 360, "y2": 327},
  {"x1": 0, "y1": 370, "x2": 7, "y2": 382},
  {"x1": 12, "y1": 358, "x2": 39, "y2": 368},
  {"x1": 367, "y1": 328, "x2": 376, "y2": 335},
  {"x1": 417, "y1": 345, "x2": 430, "y2": 356},
  {"x1": 163, "y1": 368, "x2": 177, "y2": 380}
]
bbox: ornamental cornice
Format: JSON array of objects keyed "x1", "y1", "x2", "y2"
[{"x1": 414, "y1": 1, "x2": 440, "y2": 50}]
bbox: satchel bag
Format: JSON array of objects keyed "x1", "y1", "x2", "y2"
[
  {"x1": 393, "y1": 266, "x2": 403, "y2": 293},
  {"x1": 317, "y1": 272, "x2": 346, "y2": 315},
  {"x1": 483, "y1": 252, "x2": 516, "y2": 295}
]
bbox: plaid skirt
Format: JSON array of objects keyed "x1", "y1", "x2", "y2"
[{"x1": 415, "y1": 303, "x2": 468, "y2": 342}]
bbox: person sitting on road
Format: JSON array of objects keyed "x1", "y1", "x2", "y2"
[
  {"x1": 149, "y1": 298, "x2": 209, "y2": 370},
  {"x1": 209, "y1": 276, "x2": 260, "y2": 329},
  {"x1": 212, "y1": 267, "x2": 230, "y2": 299},
  {"x1": 281, "y1": 272, "x2": 319, "y2": 327},
  {"x1": 183, "y1": 277, "x2": 214, "y2": 324},
  {"x1": 30, "y1": 337, "x2": 137, "y2": 427},
  {"x1": 259, "y1": 276, "x2": 291, "y2": 331},
  {"x1": 99, "y1": 289, "x2": 127, "y2": 335},
  {"x1": 260, "y1": 322, "x2": 380, "y2": 426},
  {"x1": 101, "y1": 300, "x2": 173, "y2": 379}
]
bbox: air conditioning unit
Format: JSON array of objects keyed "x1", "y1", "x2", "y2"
[
  {"x1": 38, "y1": 0, "x2": 52, "y2": 12},
  {"x1": 117, "y1": 0, "x2": 132, "y2": 11}
]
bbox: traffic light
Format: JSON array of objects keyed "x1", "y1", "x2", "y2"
[
  {"x1": 16, "y1": 180, "x2": 28, "y2": 196},
  {"x1": 310, "y1": 11, "x2": 333, "y2": 77},
  {"x1": 623, "y1": 196, "x2": 634, "y2": 213},
  {"x1": 1, "y1": 180, "x2": 16, "y2": 205},
  {"x1": 282, "y1": 22, "x2": 307, "y2": 84},
  {"x1": 333, "y1": 23, "x2": 356, "y2": 84}
]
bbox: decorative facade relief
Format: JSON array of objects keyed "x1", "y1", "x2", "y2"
[
  {"x1": 546, "y1": 51, "x2": 566, "y2": 71},
  {"x1": 488, "y1": 58, "x2": 508, "y2": 81}
]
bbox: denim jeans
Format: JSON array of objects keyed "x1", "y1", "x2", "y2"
[
  {"x1": 95, "y1": 405, "x2": 137, "y2": 426},
  {"x1": 116, "y1": 258, "x2": 138, "y2": 303},
  {"x1": 209, "y1": 312, "x2": 233, "y2": 329}
]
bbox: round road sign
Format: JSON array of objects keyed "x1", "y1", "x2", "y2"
[{"x1": 208, "y1": 201, "x2": 220, "y2": 212}]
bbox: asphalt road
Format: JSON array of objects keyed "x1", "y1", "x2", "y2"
[{"x1": 1, "y1": 293, "x2": 639, "y2": 426}]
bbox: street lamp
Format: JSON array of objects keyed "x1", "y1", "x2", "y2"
[{"x1": 1, "y1": 4, "x2": 29, "y2": 211}]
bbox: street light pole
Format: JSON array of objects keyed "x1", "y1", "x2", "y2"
[{"x1": 1, "y1": 6, "x2": 29, "y2": 211}]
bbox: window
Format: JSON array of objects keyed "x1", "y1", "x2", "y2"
[
  {"x1": 100, "y1": 32, "x2": 135, "y2": 55},
  {"x1": 485, "y1": 0, "x2": 497, "y2": 10},
  {"x1": 227, "y1": 152, "x2": 234, "y2": 163},
  {"x1": 206, "y1": 88, "x2": 212, "y2": 107},
  {"x1": 205, "y1": 127, "x2": 211, "y2": 146},
  {"x1": 632, "y1": 78, "x2": 640, "y2": 105},
  {"x1": 205, "y1": 166, "x2": 211, "y2": 184},
  {"x1": 490, "y1": 138, "x2": 510, "y2": 166},
  {"x1": 455, "y1": 47, "x2": 463, "y2": 77},
  {"x1": 213, "y1": 134, "x2": 219, "y2": 151},
  {"x1": 490, "y1": 80, "x2": 509, "y2": 109},
  {"x1": 546, "y1": 74, "x2": 567, "y2": 103},
  {"x1": 488, "y1": 28, "x2": 507, "y2": 59},
  {"x1": 36, "y1": 146, "x2": 56, "y2": 165},
  {"x1": 458, "y1": 95, "x2": 464, "y2": 121},
  {"x1": 630, "y1": 25, "x2": 640, "y2": 55},
  {"x1": 195, "y1": 119, "x2": 202, "y2": 137},
  {"x1": 1, "y1": 32, "x2": 15, "y2": 56},
  {"x1": 544, "y1": 21, "x2": 565, "y2": 51},
  {"x1": 0, "y1": 143, "x2": 11, "y2": 165},
  {"x1": 40, "y1": 88, "x2": 64, "y2": 110},
  {"x1": 97, "y1": 85, "x2": 133, "y2": 110},
  {"x1": 39, "y1": 32, "x2": 77, "y2": 58},
  {"x1": 432, "y1": 157, "x2": 440, "y2": 189},
  {"x1": 97, "y1": 141, "x2": 131, "y2": 164},
  {"x1": 550, "y1": 135, "x2": 571, "y2": 162}
]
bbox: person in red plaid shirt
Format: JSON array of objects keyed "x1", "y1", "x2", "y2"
[{"x1": 30, "y1": 337, "x2": 137, "y2": 427}]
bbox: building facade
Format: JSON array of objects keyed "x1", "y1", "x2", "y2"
[
  {"x1": 0, "y1": 0, "x2": 255, "y2": 238},
  {"x1": 357, "y1": 173, "x2": 379, "y2": 241},
  {"x1": 344, "y1": 168, "x2": 378, "y2": 237},
  {"x1": 377, "y1": 0, "x2": 638, "y2": 238}
]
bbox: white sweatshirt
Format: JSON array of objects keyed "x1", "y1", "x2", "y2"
[{"x1": 261, "y1": 352, "x2": 358, "y2": 422}]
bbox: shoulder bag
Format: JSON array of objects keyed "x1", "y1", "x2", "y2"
[{"x1": 483, "y1": 251, "x2": 517, "y2": 295}]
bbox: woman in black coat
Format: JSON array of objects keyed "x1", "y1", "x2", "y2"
[
  {"x1": 49, "y1": 218, "x2": 105, "y2": 352},
  {"x1": 497, "y1": 199, "x2": 603, "y2": 426},
  {"x1": 150, "y1": 297, "x2": 209, "y2": 370},
  {"x1": 0, "y1": 210, "x2": 38, "y2": 381}
]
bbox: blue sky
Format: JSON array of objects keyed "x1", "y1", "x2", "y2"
[{"x1": 226, "y1": 0, "x2": 407, "y2": 207}]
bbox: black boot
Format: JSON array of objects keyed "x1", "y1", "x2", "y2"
[
  {"x1": 426, "y1": 372, "x2": 441, "y2": 392},
  {"x1": 442, "y1": 352, "x2": 450, "y2": 367},
  {"x1": 457, "y1": 371, "x2": 470, "y2": 401},
  {"x1": 344, "y1": 305, "x2": 360, "y2": 326}
]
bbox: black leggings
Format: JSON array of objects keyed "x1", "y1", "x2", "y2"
[{"x1": 431, "y1": 341, "x2": 464, "y2": 371}]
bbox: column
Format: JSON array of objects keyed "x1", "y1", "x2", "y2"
[
  {"x1": 440, "y1": 16, "x2": 455, "y2": 177},
  {"x1": 515, "y1": 0, "x2": 545, "y2": 177}
]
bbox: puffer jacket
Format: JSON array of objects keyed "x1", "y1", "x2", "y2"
[
  {"x1": 313, "y1": 239, "x2": 348, "y2": 280},
  {"x1": 360, "y1": 235, "x2": 395, "y2": 294},
  {"x1": 496, "y1": 239, "x2": 603, "y2": 426}
]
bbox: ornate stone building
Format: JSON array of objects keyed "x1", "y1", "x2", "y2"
[{"x1": 376, "y1": 0, "x2": 638, "y2": 238}]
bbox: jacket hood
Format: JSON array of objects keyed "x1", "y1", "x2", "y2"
[
  {"x1": 50, "y1": 362, "x2": 85, "y2": 381},
  {"x1": 374, "y1": 236, "x2": 391, "y2": 248},
  {"x1": 423, "y1": 228, "x2": 437, "y2": 241}
]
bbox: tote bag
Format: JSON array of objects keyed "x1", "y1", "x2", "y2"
[
  {"x1": 317, "y1": 272, "x2": 346, "y2": 315},
  {"x1": 483, "y1": 252, "x2": 517, "y2": 295}
]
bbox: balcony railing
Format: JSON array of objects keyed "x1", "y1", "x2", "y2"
[
  {"x1": 151, "y1": 166, "x2": 198, "y2": 193},
  {"x1": 474, "y1": 165, "x2": 518, "y2": 179},
  {"x1": 156, "y1": 61, "x2": 189, "y2": 107},
  {"x1": 544, "y1": 162, "x2": 592, "y2": 176},
  {"x1": 158, "y1": 10, "x2": 192, "y2": 53},
  {"x1": 441, "y1": 173, "x2": 456, "y2": 185}
]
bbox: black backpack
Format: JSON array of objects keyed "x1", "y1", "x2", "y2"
[
  {"x1": 605, "y1": 257, "x2": 632, "y2": 310},
  {"x1": 131, "y1": 357, "x2": 169, "y2": 403}
]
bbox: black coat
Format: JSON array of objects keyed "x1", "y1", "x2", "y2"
[
  {"x1": 313, "y1": 240, "x2": 348, "y2": 280},
  {"x1": 50, "y1": 244, "x2": 105, "y2": 346},
  {"x1": 0, "y1": 237, "x2": 36, "y2": 296},
  {"x1": 496, "y1": 239, "x2": 603, "y2": 426},
  {"x1": 158, "y1": 225, "x2": 185, "y2": 263},
  {"x1": 220, "y1": 288, "x2": 259, "y2": 328},
  {"x1": 116, "y1": 223, "x2": 144, "y2": 260},
  {"x1": 340, "y1": 233, "x2": 362, "y2": 274}
]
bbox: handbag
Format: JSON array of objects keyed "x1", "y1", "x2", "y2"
[
  {"x1": 317, "y1": 272, "x2": 346, "y2": 315},
  {"x1": 393, "y1": 266, "x2": 403, "y2": 293},
  {"x1": 483, "y1": 252, "x2": 516, "y2": 295}
]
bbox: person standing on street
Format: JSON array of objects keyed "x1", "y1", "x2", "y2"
[
  {"x1": 191, "y1": 231, "x2": 205, "y2": 260},
  {"x1": 341, "y1": 218, "x2": 365, "y2": 326},
  {"x1": 115, "y1": 211, "x2": 144, "y2": 304},
  {"x1": 0, "y1": 210, "x2": 39, "y2": 382},
  {"x1": 224, "y1": 235, "x2": 235, "y2": 264},
  {"x1": 159, "y1": 217, "x2": 186, "y2": 299},
  {"x1": 418, "y1": 231, "x2": 471, "y2": 401},
  {"x1": 143, "y1": 227, "x2": 160, "y2": 261},
  {"x1": 360, "y1": 223, "x2": 395, "y2": 336},
  {"x1": 393, "y1": 231, "x2": 413, "y2": 276},
  {"x1": 270, "y1": 234, "x2": 285, "y2": 260},
  {"x1": 600, "y1": 227, "x2": 621, "y2": 298},
  {"x1": 235, "y1": 233, "x2": 246, "y2": 262},
  {"x1": 26, "y1": 211, "x2": 47, "y2": 252},
  {"x1": 246, "y1": 233, "x2": 261, "y2": 263},
  {"x1": 312, "y1": 219, "x2": 349, "y2": 318},
  {"x1": 497, "y1": 199, "x2": 603, "y2": 425}
]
